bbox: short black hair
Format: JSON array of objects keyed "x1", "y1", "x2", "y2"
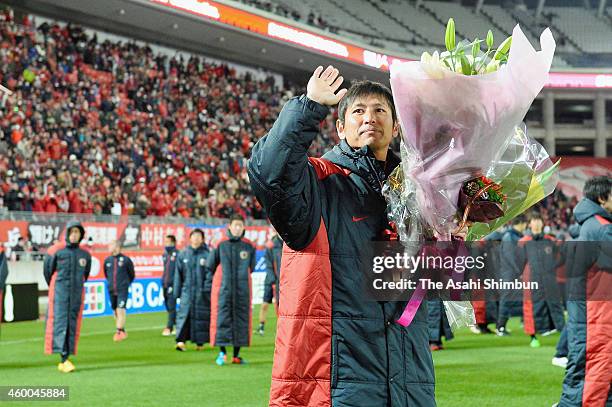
[
  {"x1": 513, "y1": 214, "x2": 527, "y2": 225},
  {"x1": 189, "y1": 228, "x2": 204, "y2": 238},
  {"x1": 583, "y1": 176, "x2": 612, "y2": 204},
  {"x1": 529, "y1": 211, "x2": 543, "y2": 221},
  {"x1": 166, "y1": 234, "x2": 176, "y2": 244},
  {"x1": 229, "y1": 214, "x2": 245, "y2": 224},
  {"x1": 337, "y1": 80, "x2": 397, "y2": 125}
]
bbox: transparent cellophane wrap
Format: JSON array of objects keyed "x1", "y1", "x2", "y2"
[{"x1": 383, "y1": 25, "x2": 559, "y2": 330}]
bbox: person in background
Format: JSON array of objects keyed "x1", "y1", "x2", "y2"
[
  {"x1": 43, "y1": 221, "x2": 91, "y2": 373},
  {"x1": 103, "y1": 240, "x2": 135, "y2": 342},
  {"x1": 496, "y1": 215, "x2": 528, "y2": 336},
  {"x1": 174, "y1": 229, "x2": 210, "y2": 351},
  {"x1": 161, "y1": 235, "x2": 179, "y2": 337},
  {"x1": 552, "y1": 223, "x2": 580, "y2": 369},
  {"x1": 12, "y1": 236, "x2": 24, "y2": 261},
  {"x1": 207, "y1": 214, "x2": 256, "y2": 365},
  {"x1": 427, "y1": 299, "x2": 453, "y2": 351},
  {"x1": 257, "y1": 226, "x2": 282, "y2": 336},
  {"x1": 558, "y1": 176, "x2": 612, "y2": 407},
  {"x1": 0, "y1": 246, "x2": 9, "y2": 337}
]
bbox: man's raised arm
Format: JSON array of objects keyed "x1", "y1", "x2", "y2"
[{"x1": 248, "y1": 66, "x2": 346, "y2": 250}]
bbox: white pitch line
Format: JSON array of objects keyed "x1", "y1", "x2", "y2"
[{"x1": 0, "y1": 325, "x2": 165, "y2": 346}]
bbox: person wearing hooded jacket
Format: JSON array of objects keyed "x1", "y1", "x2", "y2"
[
  {"x1": 558, "y1": 176, "x2": 612, "y2": 407},
  {"x1": 174, "y1": 228, "x2": 210, "y2": 351},
  {"x1": 43, "y1": 221, "x2": 91, "y2": 373},
  {"x1": 207, "y1": 214, "x2": 256, "y2": 365},
  {"x1": 247, "y1": 66, "x2": 464, "y2": 406}
]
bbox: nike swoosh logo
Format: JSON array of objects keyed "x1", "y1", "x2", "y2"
[{"x1": 352, "y1": 216, "x2": 368, "y2": 222}]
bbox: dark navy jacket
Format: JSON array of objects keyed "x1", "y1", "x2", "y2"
[
  {"x1": 162, "y1": 246, "x2": 179, "y2": 290},
  {"x1": 174, "y1": 244, "x2": 211, "y2": 345},
  {"x1": 103, "y1": 253, "x2": 135, "y2": 295},
  {"x1": 207, "y1": 230, "x2": 256, "y2": 347}
]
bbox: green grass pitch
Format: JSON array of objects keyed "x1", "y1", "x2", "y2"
[{"x1": 0, "y1": 307, "x2": 564, "y2": 406}]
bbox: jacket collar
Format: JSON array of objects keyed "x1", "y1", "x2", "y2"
[{"x1": 322, "y1": 140, "x2": 400, "y2": 194}]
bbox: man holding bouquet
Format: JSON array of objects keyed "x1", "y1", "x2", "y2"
[{"x1": 248, "y1": 65, "x2": 441, "y2": 406}]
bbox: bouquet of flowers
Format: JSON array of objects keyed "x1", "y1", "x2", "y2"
[{"x1": 384, "y1": 20, "x2": 559, "y2": 328}]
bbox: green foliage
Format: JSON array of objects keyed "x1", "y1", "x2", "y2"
[{"x1": 434, "y1": 19, "x2": 513, "y2": 75}]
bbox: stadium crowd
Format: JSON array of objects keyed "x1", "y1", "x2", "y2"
[
  {"x1": 0, "y1": 12, "x2": 339, "y2": 220},
  {"x1": 0, "y1": 10, "x2": 582, "y2": 234}
]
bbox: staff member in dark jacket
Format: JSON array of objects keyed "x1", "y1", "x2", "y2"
[
  {"x1": 471, "y1": 231, "x2": 503, "y2": 334},
  {"x1": 174, "y1": 229, "x2": 210, "y2": 351},
  {"x1": 257, "y1": 227, "x2": 282, "y2": 336},
  {"x1": 103, "y1": 240, "x2": 135, "y2": 342},
  {"x1": 0, "y1": 247, "x2": 8, "y2": 336},
  {"x1": 208, "y1": 214, "x2": 256, "y2": 365},
  {"x1": 518, "y1": 213, "x2": 566, "y2": 348},
  {"x1": 44, "y1": 221, "x2": 91, "y2": 373},
  {"x1": 558, "y1": 176, "x2": 612, "y2": 407},
  {"x1": 552, "y1": 223, "x2": 580, "y2": 369},
  {"x1": 248, "y1": 66, "x2": 450, "y2": 406},
  {"x1": 162, "y1": 235, "x2": 179, "y2": 337},
  {"x1": 427, "y1": 299, "x2": 453, "y2": 351},
  {"x1": 496, "y1": 216, "x2": 528, "y2": 336}
]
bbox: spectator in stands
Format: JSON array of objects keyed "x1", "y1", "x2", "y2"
[{"x1": 0, "y1": 16, "x2": 338, "y2": 220}]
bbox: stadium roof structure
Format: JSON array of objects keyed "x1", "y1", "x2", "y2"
[{"x1": 8, "y1": 0, "x2": 612, "y2": 89}]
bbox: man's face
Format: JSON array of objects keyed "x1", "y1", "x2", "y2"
[
  {"x1": 190, "y1": 233, "x2": 203, "y2": 248},
  {"x1": 599, "y1": 190, "x2": 612, "y2": 213},
  {"x1": 164, "y1": 237, "x2": 175, "y2": 247},
  {"x1": 337, "y1": 95, "x2": 399, "y2": 156},
  {"x1": 529, "y1": 219, "x2": 543, "y2": 234},
  {"x1": 68, "y1": 228, "x2": 81, "y2": 244},
  {"x1": 229, "y1": 220, "x2": 245, "y2": 238}
]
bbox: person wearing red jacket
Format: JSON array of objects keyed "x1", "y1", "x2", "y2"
[{"x1": 558, "y1": 176, "x2": 612, "y2": 407}]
